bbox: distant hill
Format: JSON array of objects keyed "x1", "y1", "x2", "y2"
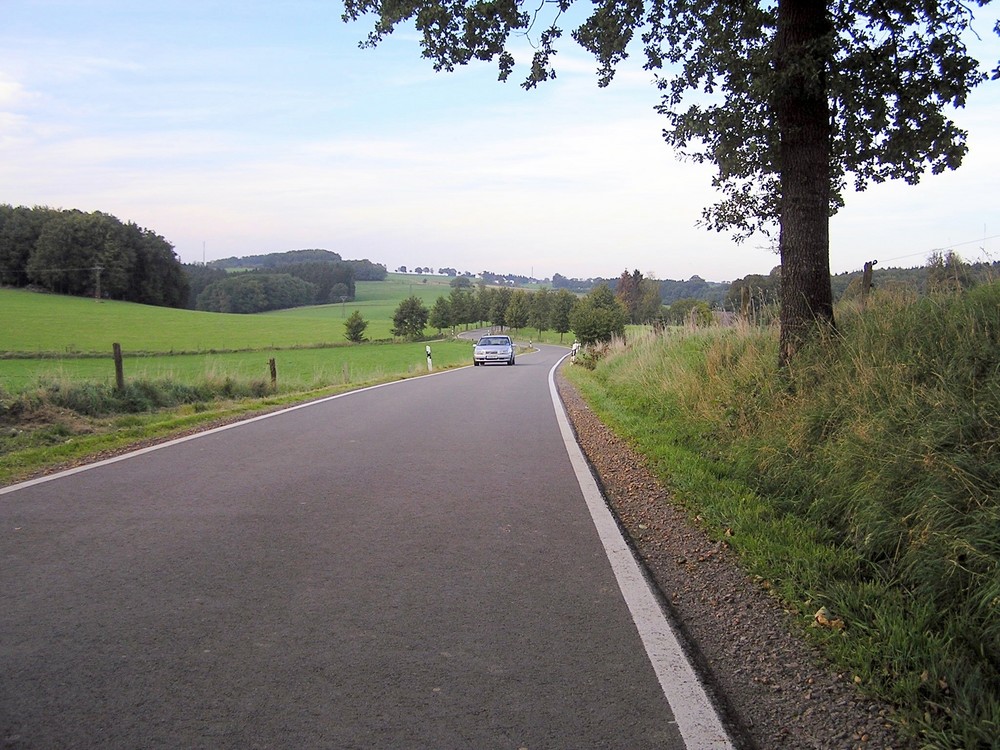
[{"x1": 208, "y1": 249, "x2": 342, "y2": 269}]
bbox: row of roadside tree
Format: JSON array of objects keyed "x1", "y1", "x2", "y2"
[{"x1": 410, "y1": 283, "x2": 628, "y2": 345}]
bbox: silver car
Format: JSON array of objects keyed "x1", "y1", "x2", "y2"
[{"x1": 473, "y1": 335, "x2": 515, "y2": 366}]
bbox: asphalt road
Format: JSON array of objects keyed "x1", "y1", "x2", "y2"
[{"x1": 1, "y1": 344, "x2": 731, "y2": 749}]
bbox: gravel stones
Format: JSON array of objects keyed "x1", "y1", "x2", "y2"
[{"x1": 556, "y1": 371, "x2": 906, "y2": 750}]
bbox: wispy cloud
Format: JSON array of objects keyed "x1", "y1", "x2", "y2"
[{"x1": 1, "y1": 1, "x2": 998, "y2": 281}]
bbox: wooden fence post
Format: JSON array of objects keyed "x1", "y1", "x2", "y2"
[
  {"x1": 268, "y1": 358, "x2": 277, "y2": 388},
  {"x1": 112, "y1": 343, "x2": 125, "y2": 391},
  {"x1": 861, "y1": 260, "x2": 877, "y2": 305}
]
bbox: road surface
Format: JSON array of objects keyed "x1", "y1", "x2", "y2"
[{"x1": 1, "y1": 344, "x2": 733, "y2": 749}]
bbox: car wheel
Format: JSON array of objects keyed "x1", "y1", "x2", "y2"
[{"x1": 508, "y1": 357, "x2": 515, "y2": 366}]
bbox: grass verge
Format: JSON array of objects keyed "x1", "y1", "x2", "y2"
[
  {"x1": 0, "y1": 353, "x2": 472, "y2": 487},
  {"x1": 564, "y1": 284, "x2": 1000, "y2": 749}
]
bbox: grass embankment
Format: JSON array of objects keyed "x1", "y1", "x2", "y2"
[
  {"x1": 565, "y1": 285, "x2": 999, "y2": 749},
  {"x1": 0, "y1": 280, "x2": 474, "y2": 485}
]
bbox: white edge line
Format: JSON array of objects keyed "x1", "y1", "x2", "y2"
[
  {"x1": 548, "y1": 357, "x2": 735, "y2": 750},
  {"x1": 1, "y1": 368, "x2": 458, "y2": 496}
]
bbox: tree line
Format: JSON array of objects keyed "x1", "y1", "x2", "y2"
[
  {"x1": 0, "y1": 206, "x2": 393, "y2": 314},
  {"x1": 191, "y1": 260, "x2": 360, "y2": 313},
  {"x1": 405, "y1": 256, "x2": 999, "y2": 344},
  {"x1": 389, "y1": 279, "x2": 633, "y2": 345},
  {"x1": 0, "y1": 205, "x2": 188, "y2": 307},
  {"x1": 208, "y1": 249, "x2": 388, "y2": 281},
  {"x1": 188, "y1": 249, "x2": 390, "y2": 314}
]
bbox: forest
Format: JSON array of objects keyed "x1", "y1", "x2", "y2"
[
  {"x1": 0, "y1": 204, "x2": 188, "y2": 308},
  {"x1": 0, "y1": 206, "x2": 390, "y2": 314}
]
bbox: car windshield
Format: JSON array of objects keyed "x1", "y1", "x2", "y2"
[{"x1": 478, "y1": 337, "x2": 509, "y2": 346}]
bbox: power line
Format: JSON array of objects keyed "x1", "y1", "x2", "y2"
[{"x1": 877, "y1": 233, "x2": 1000, "y2": 265}]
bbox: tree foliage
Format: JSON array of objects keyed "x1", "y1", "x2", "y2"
[
  {"x1": 615, "y1": 269, "x2": 643, "y2": 323},
  {"x1": 271, "y1": 261, "x2": 356, "y2": 303},
  {"x1": 448, "y1": 287, "x2": 478, "y2": 328},
  {"x1": 344, "y1": 309, "x2": 370, "y2": 342},
  {"x1": 569, "y1": 284, "x2": 628, "y2": 345},
  {"x1": 665, "y1": 298, "x2": 714, "y2": 326},
  {"x1": 428, "y1": 295, "x2": 453, "y2": 332},
  {"x1": 550, "y1": 288, "x2": 577, "y2": 342},
  {"x1": 391, "y1": 295, "x2": 430, "y2": 339},
  {"x1": 342, "y1": 0, "x2": 997, "y2": 362},
  {"x1": 615, "y1": 268, "x2": 664, "y2": 323},
  {"x1": 505, "y1": 289, "x2": 531, "y2": 330},
  {"x1": 195, "y1": 273, "x2": 317, "y2": 313},
  {"x1": 209, "y1": 248, "x2": 343, "y2": 269},
  {"x1": 925, "y1": 250, "x2": 973, "y2": 295},
  {"x1": 726, "y1": 268, "x2": 782, "y2": 319},
  {"x1": 0, "y1": 205, "x2": 188, "y2": 307},
  {"x1": 529, "y1": 286, "x2": 551, "y2": 336},
  {"x1": 183, "y1": 264, "x2": 228, "y2": 309}
]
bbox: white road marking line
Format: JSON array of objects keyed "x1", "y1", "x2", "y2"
[{"x1": 548, "y1": 357, "x2": 735, "y2": 750}]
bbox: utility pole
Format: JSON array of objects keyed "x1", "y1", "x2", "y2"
[{"x1": 93, "y1": 265, "x2": 103, "y2": 301}]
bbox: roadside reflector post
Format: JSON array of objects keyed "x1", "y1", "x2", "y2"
[{"x1": 426, "y1": 345, "x2": 432, "y2": 372}]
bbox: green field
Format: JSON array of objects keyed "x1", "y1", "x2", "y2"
[
  {"x1": 0, "y1": 276, "x2": 486, "y2": 482},
  {"x1": 0, "y1": 340, "x2": 475, "y2": 392},
  {"x1": 0, "y1": 274, "x2": 476, "y2": 395},
  {"x1": 1, "y1": 274, "x2": 457, "y2": 354}
]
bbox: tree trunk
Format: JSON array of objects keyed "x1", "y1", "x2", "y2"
[{"x1": 774, "y1": 0, "x2": 835, "y2": 366}]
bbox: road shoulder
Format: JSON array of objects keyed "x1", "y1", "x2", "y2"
[{"x1": 555, "y1": 368, "x2": 906, "y2": 750}]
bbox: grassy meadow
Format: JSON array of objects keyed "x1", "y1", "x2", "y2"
[
  {"x1": 0, "y1": 274, "x2": 474, "y2": 483},
  {"x1": 565, "y1": 284, "x2": 1000, "y2": 748},
  {"x1": 0, "y1": 273, "x2": 456, "y2": 354},
  {"x1": 0, "y1": 340, "x2": 475, "y2": 392}
]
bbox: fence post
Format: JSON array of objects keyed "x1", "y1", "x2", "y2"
[
  {"x1": 861, "y1": 260, "x2": 877, "y2": 305},
  {"x1": 112, "y1": 343, "x2": 125, "y2": 391},
  {"x1": 268, "y1": 358, "x2": 277, "y2": 388}
]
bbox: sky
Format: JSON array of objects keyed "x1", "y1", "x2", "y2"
[{"x1": 2, "y1": 1, "x2": 999, "y2": 283}]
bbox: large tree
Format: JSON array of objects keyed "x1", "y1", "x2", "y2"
[
  {"x1": 391, "y1": 295, "x2": 431, "y2": 338},
  {"x1": 570, "y1": 283, "x2": 628, "y2": 345},
  {"x1": 549, "y1": 288, "x2": 577, "y2": 343},
  {"x1": 342, "y1": 0, "x2": 995, "y2": 363}
]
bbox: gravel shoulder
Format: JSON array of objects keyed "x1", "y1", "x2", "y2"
[{"x1": 555, "y1": 368, "x2": 908, "y2": 750}]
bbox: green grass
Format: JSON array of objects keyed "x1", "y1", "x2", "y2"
[
  {"x1": 565, "y1": 285, "x2": 1000, "y2": 749},
  {"x1": 0, "y1": 277, "x2": 480, "y2": 483},
  {"x1": 0, "y1": 274, "x2": 457, "y2": 354},
  {"x1": 0, "y1": 389, "x2": 339, "y2": 485},
  {"x1": 0, "y1": 340, "x2": 475, "y2": 393}
]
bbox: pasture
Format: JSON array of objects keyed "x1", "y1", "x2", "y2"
[
  {"x1": 0, "y1": 273, "x2": 456, "y2": 355},
  {"x1": 0, "y1": 340, "x2": 476, "y2": 393},
  {"x1": 0, "y1": 273, "x2": 475, "y2": 397},
  {"x1": 0, "y1": 275, "x2": 478, "y2": 482}
]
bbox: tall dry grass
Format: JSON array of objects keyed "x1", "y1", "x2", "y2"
[{"x1": 570, "y1": 283, "x2": 1000, "y2": 748}]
